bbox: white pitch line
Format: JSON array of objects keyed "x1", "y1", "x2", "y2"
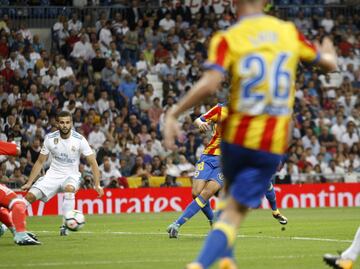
[
  {"x1": 0, "y1": 259, "x2": 185, "y2": 268},
  {"x1": 33, "y1": 230, "x2": 352, "y2": 243},
  {"x1": 0, "y1": 255, "x2": 321, "y2": 268}
]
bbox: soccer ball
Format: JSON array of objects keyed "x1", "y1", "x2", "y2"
[{"x1": 64, "y1": 210, "x2": 85, "y2": 231}]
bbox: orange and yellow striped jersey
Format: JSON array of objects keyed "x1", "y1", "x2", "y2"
[
  {"x1": 199, "y1": 104, "x2": 228, "y2": 156},
  {"x1": 205, "y1": 14, "x2": 319, "y2": 155}
]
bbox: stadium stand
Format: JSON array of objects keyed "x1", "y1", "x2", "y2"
[{"x1": 0, "y1": 0, "x2": 359, "y2": 189}]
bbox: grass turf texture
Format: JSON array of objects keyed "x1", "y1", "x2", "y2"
[{"x1": 0, "y1": 208, "x2": 359, "y2": 269}]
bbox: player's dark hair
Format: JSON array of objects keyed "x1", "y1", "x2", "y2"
[{"x1": 56, "y1": 111, "x2": 72, "y2": 121}]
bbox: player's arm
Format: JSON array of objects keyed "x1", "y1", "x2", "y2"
[
  {"x1": 164, "y1": 33, "x2": 229, "y2": 148},
  {"x1": 194, "y1": 117, "x2": 211, "y2": 133},
  {"x1": 0, "y1": 141, "x2": 20, "y2": 156},
  {"x1": 194, "y1": 105, "x2": 221, "y2": 132},
  {"x1": 165, "y1": 70, "x2": 223, "y2": 148},
  {"x1": 315, "y1": 37, "x2": 337, "y2": 72},
  {"x1": 85, "y1": 154, "x2": 104, "y2": 197},
  {"x1": 297, "y1": 30, "x2": 337, "y2": 72},
  {"x1": 22, "y1": 135, "x2": 51, "y2": 190},
  {"x1": 21, "y1": 153, "x2": 48, "y2": 190},
  {"x1": 80, "y1": 137, "x2": 103, "y2": 197}
]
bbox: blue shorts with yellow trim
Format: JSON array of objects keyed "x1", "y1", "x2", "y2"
[
  {"x1": 193, "y1": 154, "x2": 224, "y2": 187},
  {"x1": 221, "y1": 142, "x2": 282, "y2": 208}
]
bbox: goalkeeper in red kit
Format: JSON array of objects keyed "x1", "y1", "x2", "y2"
[{"x1": 0, "y1": 140, "x2": 41, "y2": 245}]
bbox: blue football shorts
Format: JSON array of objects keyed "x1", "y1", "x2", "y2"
[
  {"x1": 221, "y1": 142, "x2": 283, "y2": 208},
  {"x1": 193, "y1": 154, "x2": 224, "y2": 187}
]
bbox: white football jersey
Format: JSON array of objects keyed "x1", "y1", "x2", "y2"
[{"x1": 40, "y1": 130, "x2": 93, "y2": 177}]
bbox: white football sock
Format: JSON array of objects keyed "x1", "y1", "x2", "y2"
[
  {"x1": 342, "y1": 227, "x2": 360, "y2": 261},
  {"x1": 62, "y1": 193, "x2": 75, "y2": 224},
  {"x1": 24, "y1": 199, "x2": 31, "y2": 207}
]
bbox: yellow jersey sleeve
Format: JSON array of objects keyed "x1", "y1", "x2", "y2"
[
  {"x1": 297, "y1": 30, "x2": 320, "y2": 64},
  {"x1": 204, "y1": 33, "x2": 232, "y2": 74}
]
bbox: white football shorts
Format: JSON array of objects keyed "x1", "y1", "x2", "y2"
[{"x1": 30, "y1": 171, "x2": 81, "y2": 202}]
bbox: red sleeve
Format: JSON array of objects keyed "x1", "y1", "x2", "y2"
[
  {"x1": 0, "y1": 141, "x2": 17, "y2": 156},
  {"x1": 204, "y1": 34, "x2": 231, "y2": 74},
  {"x1": 201, "y1": 105, "x2": 221, "y2": 122}
]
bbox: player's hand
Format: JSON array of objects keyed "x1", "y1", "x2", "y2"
[
  {"x1": 21, "y1": 182, "x2": 32, "y2": 191},
  {"x1": 95, "y1": 185, "x2": 104, "y2": 197},
  {"x1": 198, "y1": 121, "x2": 211, "y2": 133},
  {"x1": 164, "y1": 109, "x2": 181, "y2": 150},
  {"x1": 315, "y1": 37, "x2": 337, "y2": 71},
  {"x1": 316, "y1": 37, "x2": 336, "y2": 56}
]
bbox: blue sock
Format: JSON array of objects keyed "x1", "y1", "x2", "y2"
[
  {"x1": 175, "y1": 195, "x2": 207, "y2": 226},
  {"x1": 265, "y1": 186, "x2": 277, "y2": 211},
  {"x1": 201, "y1": 203, "x2": 214, "y2": 222},
  {"x1": 196, "y1": 222, "x2": 236, "y2": 268},
  {"x1": 221, "y1": 247, "x2": 234, "y2": 259}
]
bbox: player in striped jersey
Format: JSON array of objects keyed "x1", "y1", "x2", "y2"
[
  {"x1": 164, "y1": 0, "x2": 337, "y2": 267},
  {"x1": 167, "y1": 104, "x2": 287, "y2": 238},
  {"x1": 167, "y1": 104, "x2": 227, "y2": 238}
]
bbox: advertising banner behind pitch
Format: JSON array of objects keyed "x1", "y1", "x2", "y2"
[{"x1": 17, "y1": 183, "x2": 360, "y2": 216}]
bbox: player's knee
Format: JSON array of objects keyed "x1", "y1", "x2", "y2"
[
  {"x1": 199, "y1": 189, "x2": 212, "y2": 200},
  {"x1": 236, "y1": 203, "x2": 249, "y2": 214},
  {"x1": 191, "y1": 190, "x2": 201, "y2": 199},
  {"x1": 64, "y1": 192, "x2": 75, "y2": 199},
  {"x1": 11, "y1": 200, "x2": 26, "y2": 213},
  {"x1": 25, "y1": 192, "x2": 37, "y2": 204},
  {"x1": 64, "y1": 185, "x2": 75, "y2": 193}
]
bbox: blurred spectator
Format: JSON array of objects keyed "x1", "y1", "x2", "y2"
[
  {"x1": 4, "y1": 156, "x2": 20, "y2": 177},
  {"x1": 96, "y1": 140, "x2": 113, "y2": 165},
  {"x1": 0, "y1": 166, "x2": 9, "y2": 184},
  {"x1": 323, "y1": 160, "x2": 345, "y2": 182},
  {"x1": 160, "y1": 175, "x2": 180, "y2": 187},
  {"x1": 341, "y1": 121, "x2": 359, "y2": 148},
  {"x1": 99, "y1": 20, "x2": 112, "y2": 52},
  {"x1": 71, "y1": 33, "x2": 95, "y2": 62},
  {"x1": 177, "y1": 154, "x2": 195, "y2": 177},
  {"x1": 68, "y1": 13, "x2": 82, "y2": 33},
  {"x1": 140, "y1": 175, "x2": 150, "y2": 188},
  {"x1": 126, "y1": 0, "x2": 143, "y2": 29},
  {"x1": 88, "y1": 123, "x2": 106, "y2": 151},
  {"x1": 321, "y1": 11, "x2": 334, "y2": 33},
  {"x1": 57, "y1": 59, "x2": 74, "y2": 80},
  {"x1": 8, "y1": 167, "x2": 27, "y2": 188},
  {"x1": 99, "y1": 157, "x2": 127, "y2": 188}
]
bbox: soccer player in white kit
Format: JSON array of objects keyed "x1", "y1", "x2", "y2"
[{"x1": 21, "y1": 111, "x2": 104, "y2": 236}]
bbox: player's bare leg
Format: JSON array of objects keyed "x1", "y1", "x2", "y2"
[
  {"x1": 187, "y1": 197, "x2": 248, "y2": 269},
  {"x1": 192, "y1": 180, "x2": 207, "y2": 198},
  {"x1": 198, "y1": 181, "x2": 222, "y2": 226},
  {"x1": 167, "y1": 180, "x2": 221, "y2": 238},
  {"x1": 60, "y1": 185, "x2": 76, "y2": 236},
  {"x1": 24, "y1": 192, "x2": 37, "y2": 205}
]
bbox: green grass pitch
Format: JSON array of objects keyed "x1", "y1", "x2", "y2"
[{"x1": 0, "y1": 208, "x2": 359, "y2": 269}]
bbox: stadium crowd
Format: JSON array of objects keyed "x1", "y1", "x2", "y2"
[{"x1": 0, "y1": 0, "x2": 359, "y2": 190}]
